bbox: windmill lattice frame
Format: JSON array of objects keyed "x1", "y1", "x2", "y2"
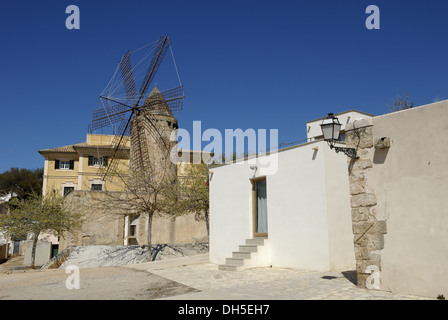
[{"x1": 90, "y1": 35, "x2": 184, "y2": 181}]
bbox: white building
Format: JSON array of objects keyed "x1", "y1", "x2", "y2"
[{"x1": 209, "y1": 110, "x2": 373, "y2": 271}]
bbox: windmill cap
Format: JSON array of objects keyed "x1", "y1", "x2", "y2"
[
  {"x1": 149, "y1": 84, "x2": 160, "y2": 95},
  {"x1": 141, "y1": 84, "x2": 176, "y2": 119}
]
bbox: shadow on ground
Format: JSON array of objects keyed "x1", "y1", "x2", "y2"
[
  {"x1": 320, "y1": 270, "x2": 357, "y2": 286},
  {"x1": 341, "y1": 270, "x2": 357, "y2": 285}
]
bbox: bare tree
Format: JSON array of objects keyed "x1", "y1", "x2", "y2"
[
  {"x1": 88, "y1": 131, "x2": 177, "y2": 262},
  {"x1": 387, "y1": 93, "x2": 414, "y2": 112}
]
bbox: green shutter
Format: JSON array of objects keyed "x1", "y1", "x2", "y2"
[
  {"x1": 55, "y1": 159, "x2": 60, "y2": 170},
  {"x1": 88, "y1": 156, "x2": 93, "y2": 166},
  {"x1": 69, "y1": 160, "x2": 75, "y2": 170},
  {"x1": 103, "y1": 156, "x2": 108, "y2": 166}
]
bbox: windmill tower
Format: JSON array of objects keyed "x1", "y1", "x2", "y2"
[
  {"x1": 90, "y1": 35, "x2": 184, "y2": 189},
  {"x1": 129, "y1": 84, "x2": 179, "y2": 190}
]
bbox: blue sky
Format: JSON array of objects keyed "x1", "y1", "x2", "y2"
[{"x1": 1, "y1": 0, "x2": 447, "y2": 173}]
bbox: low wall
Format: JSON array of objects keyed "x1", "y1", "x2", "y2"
[
  {"x1": 59, "y1": 190, "x2": 208, "y2": 251},
  {"x1": 23, "y1": 240, "x2": 52, "y2": 266}
]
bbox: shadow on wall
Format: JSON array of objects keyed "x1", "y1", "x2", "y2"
[
  {"x1": 373, "y1": 137, "x2": 390, "y2": 164},
  {"x1": 373, "y1": 148, "x2": 389, "y2": 164}
]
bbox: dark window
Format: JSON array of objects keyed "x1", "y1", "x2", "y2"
[
  {"x1": 129, "y1": 225, "x2": 136, "y2": 237},
  {"x1": 63, "y1": 187, "x2": 74, "y2": 196},
  {"x1": 55, "y1": 160, "x2": 60, "y2": 170},
  {"x1": 91, "y1": 184, "x2": 103, "y2": 191}
]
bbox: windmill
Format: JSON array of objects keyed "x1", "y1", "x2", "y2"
[{"x1": 90, "y1": 35, "x2": 184, "y2": 186}]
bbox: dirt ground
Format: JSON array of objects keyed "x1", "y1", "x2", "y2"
[{"x1": 0, "y1": 256, "x2": 199, "y2": 300}]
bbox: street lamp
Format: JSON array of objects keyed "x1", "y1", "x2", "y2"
[{"x1": 320, "y1": 113, "x2": 357, "y2": 159}]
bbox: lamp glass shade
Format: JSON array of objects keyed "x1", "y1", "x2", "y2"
[{"x1": 320, "y1": 118, "x2": 342, "y2": 141}]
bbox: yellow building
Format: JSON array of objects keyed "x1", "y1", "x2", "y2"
[
  {"x1": 38, "y1": 134, "x2": 209, "y2": 250},
  {"x1": 38, "y1": 133, "x2": 131, "y2": 196}
]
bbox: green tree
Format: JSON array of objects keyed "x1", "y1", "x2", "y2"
[
  {"x1": 160, "y1": 163, "x2": 210, "y2": 237},
  {"x1": 0, "y1": 191, "x2": 83, "y2": 268},
  {"x1": 0, "y1": 168, "x2": 43, "y2": 199}
]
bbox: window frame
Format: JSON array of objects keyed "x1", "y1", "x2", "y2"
[
  {"x1": 55, "y1": 159, "x2": 74, "y2": 170},
  {"x1": 60, "y1": 160, "x2": 70, "y2": 170},
  {"x1": 250, "y1": 176, "x2": 268, "y2": 238},
  {"x1": 88, "y1": 155, "x2": 108, "y2": 167}
]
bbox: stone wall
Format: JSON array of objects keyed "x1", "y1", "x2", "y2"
[
  {"x1": 59, "y1": 190, "x2": 208, "y2": 251},
  {"x1": 345, "y1": 118, "x2": 388, "y2": 288},
  {"x1": 345, "y1": 102, "x2": 448, "y2": 298}
]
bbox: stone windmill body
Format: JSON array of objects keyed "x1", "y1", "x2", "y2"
[
  {"x1": 130, "y1": 84, "x2": 179, "y2": 188},
  {"x1": 90, "y1": 35, "x2": 183, "y2": 188}
]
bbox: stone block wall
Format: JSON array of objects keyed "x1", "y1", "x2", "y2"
[{"x1": 345, "y1": 119, "x2": 387, "y2": 288}]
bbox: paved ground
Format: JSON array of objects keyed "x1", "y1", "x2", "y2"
[
  {"x1": 0, "y1": 254, "x2": 433, "y2": 300},
  {"x1": 0, "y1": 256, "x2": 199, "y2": 300},
  {"x1": 126, "y1": 254, "x2": 432, "y2": 300}
]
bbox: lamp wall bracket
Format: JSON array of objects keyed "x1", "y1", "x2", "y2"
[{"x1": 330, "y1": 145, "x2": 358, "y2": 159}]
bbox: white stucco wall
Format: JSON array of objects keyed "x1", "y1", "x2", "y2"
[
  {"x1": 209, "y1": 162, "x2": 254, "y2": 265},
  {"x1": 209, "y1": 140, "x2": 355, "y2": 271},
  {"x1": 368, "y1": 101, "x2": 448, "y2": 297},
  {"x1": 323, "y1": 145, "x2": 359, "y2": 271}
]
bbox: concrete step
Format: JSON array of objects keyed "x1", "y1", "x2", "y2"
[
  {"x1": 220, "y1": 238, "x2": 268, "y2": 272},
  {"x1": 239, "y1": 245, "x2": 258, "y2": 253},
  {"x1": 218, "y1": 264, "x2": 240, "y2": 271},
  {"x1": 245, "y1": 237, "x2": 267, "y2": 246},
  {"x1": 225, "y1": 258, "x2": 245, "y2": 266},
  {"x1": 232, "y1": 251, "x2": 251, "y2": 259}
]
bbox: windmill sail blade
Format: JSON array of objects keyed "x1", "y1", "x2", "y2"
[
  {"x1": 119, "y1": 50, "x2": 137, "y2": 105},
  {"x1": 161, "y1": 85, "x2": 184, "y2": 112},
  {"x1": 98, "y1": 113, "x2": 132, "y2": 180},
  {"x1": 91, "y1": 102, "x2": 132, "y2": 131},
  {"x1": 137, "y1": 36, "x2": 172, "y2": 106}
]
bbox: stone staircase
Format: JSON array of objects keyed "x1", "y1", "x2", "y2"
[{"x1": 218, "y1": 237, "x2": 268, "y2": 271}]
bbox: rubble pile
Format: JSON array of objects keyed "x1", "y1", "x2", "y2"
[{"x1": 41, "y1": 243, "x2": 208, "y2": 269}]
